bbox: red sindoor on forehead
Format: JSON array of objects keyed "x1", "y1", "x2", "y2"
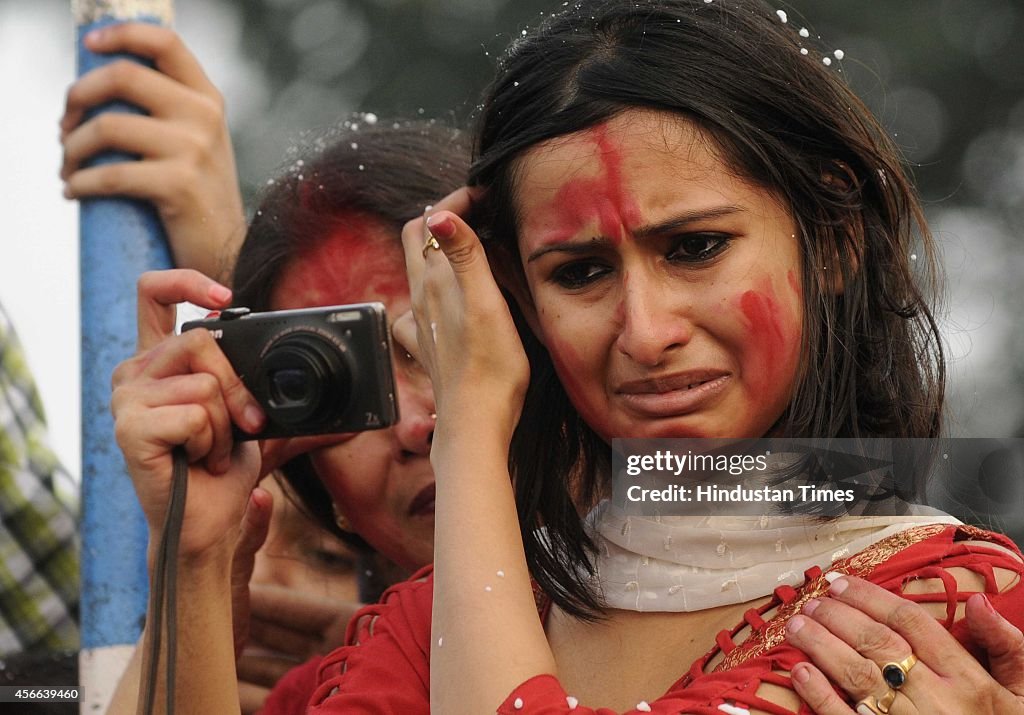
[
  {"x1": 277, "y1": 217, "x2": 407, "y2": 308},
  {"x1": 545, "y1": 125, "x2": 643, "y2": 245}
]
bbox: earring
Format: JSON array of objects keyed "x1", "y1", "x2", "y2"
[{"x1": 331, "y1": 502, "x2": 353, "y2": 533}]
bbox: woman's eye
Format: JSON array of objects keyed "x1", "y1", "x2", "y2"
[
  {"x1": 668, "y1": 233, "x2": 731, "y2": 262},
  {"x1": 551, "y1": 261, "x2": 610, "y2": 289},
  {"x1": 397, "y1": 348, "x2": 427, "y2": 377}
]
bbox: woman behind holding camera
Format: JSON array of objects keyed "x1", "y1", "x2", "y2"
[{"x1": 93, "y1": 115, "x2": 468, "y2": 714}]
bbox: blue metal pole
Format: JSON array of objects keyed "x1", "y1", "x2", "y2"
[{"x1": 74, "y1": 1, "x2": 174, "y2": 710}]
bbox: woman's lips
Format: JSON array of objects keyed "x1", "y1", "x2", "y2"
[
  {"x1": 408, "y1": 482, "x2": 436, "y2": 517},
  {"x1": 615, "y1": 372, "x2": 731, "y2": 418}
]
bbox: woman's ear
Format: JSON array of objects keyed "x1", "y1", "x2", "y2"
[{"x1": 486, "y1": 245, "x2": 545, "y2": 344}]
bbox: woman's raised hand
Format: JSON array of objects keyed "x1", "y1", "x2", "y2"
[
  {"x1": 61, "y1": 24, "x2": 245, "y2": 281},
  {"x1": 401, "y1": 190, "x2": 554, "y2": 715},
  {"x1": 786, "y1": 575, "x2": 1024, "y2": 714},
  {"x1": 400, "y1": 188, "x2": 529, "y2": 440},
  {"x1": 111, "y1": 269, "x2": 265, "y2": 560}
]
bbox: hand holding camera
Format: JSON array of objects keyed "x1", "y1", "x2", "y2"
[
  {"x1": 112, "y1": 270, "x2": 266, "y2": 559},
  {"x1": 113, "y1": 269, "x2": 400, "y2": 559}
]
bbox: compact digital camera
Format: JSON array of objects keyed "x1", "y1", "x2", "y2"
[{"x1": 182, "y1": 303, "x2": 398, "y2": 440}]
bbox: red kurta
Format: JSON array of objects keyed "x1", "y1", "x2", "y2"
[{"x1": 261, "y1": 524, "x2": 1024, "y2": 715}]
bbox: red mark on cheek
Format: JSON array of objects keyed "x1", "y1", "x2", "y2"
[
  {"x1": 740, "y1": 290, "x2": 787, "y2": 363},
  {"x1": 787, "y1": 270, "x2": 802, "y2": 300},
  {"x1": 545, "y1": 125, "x2": 642, "y2": 245},
  {"x1": 738, "y1": 282, "x2": 800, "y2": 418},
  {"x1": 271, "y1": 215, "x2": 407, "y2": 309}
]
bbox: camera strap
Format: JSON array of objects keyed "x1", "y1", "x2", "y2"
[{"x1": 139, "y1": 446, "x2": 189, "y2": 715}]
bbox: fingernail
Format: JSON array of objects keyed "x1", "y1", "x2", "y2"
[
  {"x1": 85, "y1": 29, "x2": 104, "y2": 45},
  {"x1": 792, "y1": 664, "x2": 810, "y2": 684},
  {"x1": 966, "y1": 592, "x2": 986, "y2": 613},
  {"x1": 209, "y1": 284, "x2": 232, "y2": 303},
  {"x1": 787, "y1": 615, "x2": 806, "y2": 634},
  {"x1": 426, "y1": 213, "x2": 456, "y2": 240},
  {"x1": 827, "y1": 574, "x2": 849, "y2": 596},
  {"x1": 802, "y1": 598, "x2": 820, "y2": 616},
  {"x1": 244, "y1": 404, "x2": 265, "y2": 432},
  {"x1": 62, "y1": 184, "x2": 72, "y2": 199}
]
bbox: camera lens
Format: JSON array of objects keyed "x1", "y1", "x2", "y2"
[
  {"x1": 268, "y1": 367, "x2": 314, "y2": 404},
  {"x1": 259, "y1": 332, "x2": 352, "y2": 426}
]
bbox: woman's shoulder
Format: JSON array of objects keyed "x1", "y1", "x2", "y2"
[
  {"x1": 668, "y1": 524, "x2": 1024, "y2": 714},
  {"x1": 863, "y1": 522, "x2": 1022, "y2": 573},
  {"x1": 299, "y1": 567, "x2": 437, "y2": 713},
  {"x1": 344, "y1": 564, "x2": 436, "y2": 642},
  {"x1": 796, "y1": 522, "x2": 1023, "y2": 636},
  {"x1": 336, "y1": 563, "x2": 436, "y2": 661},
  {"x1": 859, "y1": 523, "x2": 1024, "y2": 625},
  {"x1": 847, "y1": 523, "x2": 1022, "y2": 594},
  {"x1": 701, "y1": 523, "x2": 1023, "y2": 675}
]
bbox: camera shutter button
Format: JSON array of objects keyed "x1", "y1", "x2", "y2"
[{"x1": 220, "y1": 307, "x2": 251, "y2": 321}]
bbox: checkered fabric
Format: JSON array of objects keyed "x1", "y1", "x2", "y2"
[{"x1": 0, "y1": 303, "x2": 79, "y2": 654}]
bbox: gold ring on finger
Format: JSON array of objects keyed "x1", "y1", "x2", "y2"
[
  {"x1": 855, "y1": 690, "x2": 896, "y2": 715},
  {"x1": 881, "y1": 653, "x2": 917, "y2": 690},
  {"x1": 422, "y1": 232, "x2": 441, "y2": 257}
]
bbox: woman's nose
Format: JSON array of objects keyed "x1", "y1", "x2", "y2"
[
  {"x1": 615, "y1": 273, "x2": 694, "y2": 366},
  {"x1": 391, "y1": 376, "x2": 436, "y2": 459}
]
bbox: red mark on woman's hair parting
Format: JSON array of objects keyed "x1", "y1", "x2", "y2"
[
  {"x1": 272, "y1": 215, "x2": 407, "y2": 309},
  {"x1": 545, "y1": 125, "x2": 643, "y2": 245}
]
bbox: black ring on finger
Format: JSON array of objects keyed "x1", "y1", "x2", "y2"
[{"x1": 881, "y1": 654, "x2": 917, "y2": 690}]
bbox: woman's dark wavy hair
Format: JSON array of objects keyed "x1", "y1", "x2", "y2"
[
  {"x1": 231, "y1": 120, "x2": 469, "y2": 550},
  {"x1": 468, "y1": 0, "x2": 946, "y2": 619}
]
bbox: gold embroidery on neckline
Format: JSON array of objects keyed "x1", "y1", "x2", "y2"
[{"x1": 713, "y1": 523, "x2": 952, "y2": 672}]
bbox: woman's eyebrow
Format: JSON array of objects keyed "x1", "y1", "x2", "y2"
[
  {"x1": 525, "y1": 205, "x2": 744, "y2": 263},
  {"x1": 630, "y1": 205, "x2": 744, "y2": 240},
  {"x1": 526, "y1": 239, "x2": 606, "y2": 263}
]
